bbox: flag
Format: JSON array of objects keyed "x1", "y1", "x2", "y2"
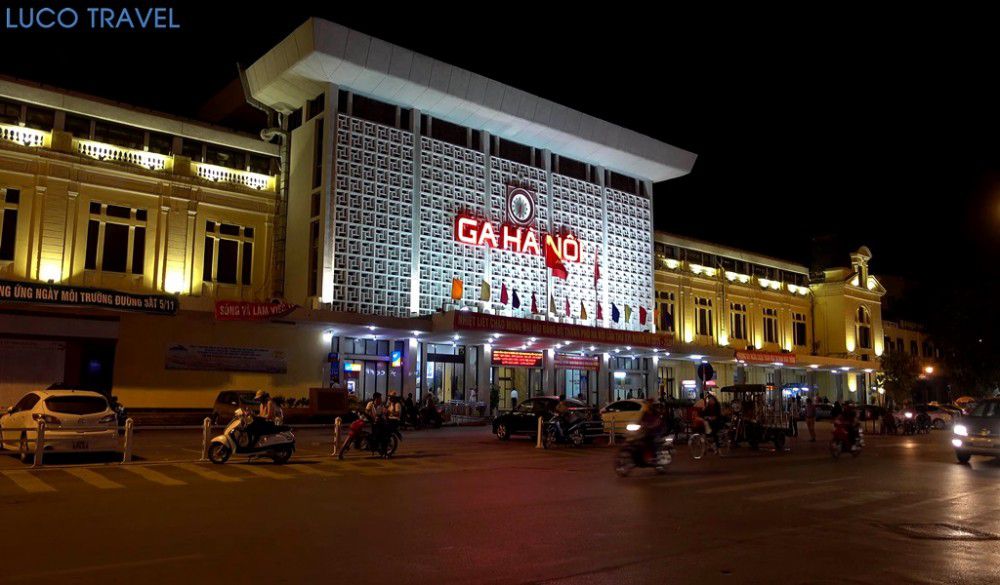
[
  {"x1": 564, "y1": 296, "x2": 570, "y2": 317},
  {"x1": 593, "y1": 249, "x2": 600, "y2": 288},
  {"x1": 544, "y1": 235, "x2": 569, "y2": 280},
  {"x1": 597, "y1": 302, "x2": 603, "y2": 320},
  {"x1": 625, "y1": 305, "x2": 632, "y2": 323},
  {"x1": 549, "y1": 295, "x2": 556, "y2": 314},
  {"x1": 611, "y1": 303, "x2": 620, "y2": 323},
  {"x1": 480, "y1": 280, "x2": 491, "y2": 302},
  {"x1": 500, "y1": 283, "x2": 509, "y2": 305},
  {"x1": 512, "y1": 289, "x2": 521, "y2": 309},
  {"x1": 639, "y1": 306, "x2": 647, "y2": 325},
  {"x1": 451, "y1": 278, "x2": 463, "y2": 301},
  {"x1": 581, "y1": 301, "x2": 588, "y2": 320},
  {"x1": 531, "y1": 292, "x2": 538, "y2": 314}
]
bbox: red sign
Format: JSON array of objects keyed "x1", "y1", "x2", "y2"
[
  {"x1": 454, "y1": 312, "x2": 672, "y2": 349},
  {"x1": 454, "y1": 215, "x2": 581, "y2": 262},
  {"x1": 735, "y1": 350, "x2": 797, "y2": 365},
  {"x1": 214, "y1": 301, "x2": 298, "y2": 321},
  {"x1": 554, "y1": 354, "x2": 600, "y2": 371},
  {"x1": 492, "y1": 350, "x2": 544, "y2": 368}
]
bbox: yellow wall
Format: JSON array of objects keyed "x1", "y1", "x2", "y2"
[{"x1": 113, "y1": 311, "x2": 328, "y2": 409}]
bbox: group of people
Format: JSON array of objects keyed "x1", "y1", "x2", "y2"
[{"x1": 363, "y1": 391, "x2": 403, "y2": 457}]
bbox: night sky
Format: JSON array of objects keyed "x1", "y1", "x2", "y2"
[{"x1": 5, "y1": 4, "x2": 997, "y2": 304}]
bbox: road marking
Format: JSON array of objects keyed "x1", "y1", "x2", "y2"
[
  {"x1": 2, "y1": 470, "x2": 56, "y2": 493},
  {"x1": 809, "y1": 475, "x2": 861, "y2": 484},
  {"x1": 286, "y1": 465, "x2": 340, "y2": 477},
  {"x1": 120, "y1": 465, "x2": 187, "y2": 486},
  {"x1": 4, "y1": 554, "x2": 204, "y2": 581},
  {"x1": 746, "y1": 485, "x2": 840, "y2": 502},
  {"x1": 173, "y1": 463, "x2": 241, "y2": 482},
  {"x1": 701, "y1": 479, "x2": 794, "y2": 494},
  {"x1": 235, "y1": 465, "x2": 293, "y2": 480},
  {"x1": 803, "y1": 491, "x2": 895, "y2": 510},
  {"x1": 64, "y1": 468, "x2": 124, "y2": 489}
]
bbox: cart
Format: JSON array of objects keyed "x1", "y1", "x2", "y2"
[{"x1": 718, "y1": 384, "x2": 790, "y2": 450}]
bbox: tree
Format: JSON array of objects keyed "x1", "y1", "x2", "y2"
[{"x1": 880, "y1": 349, "x2": 919, "y2": 407}]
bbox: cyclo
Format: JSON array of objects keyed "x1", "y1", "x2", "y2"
[{"x1": 718, "y1": 384, "x2": 790, "y2": 451}]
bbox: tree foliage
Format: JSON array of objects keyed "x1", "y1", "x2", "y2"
[{"x1": 880, "y1": 349, "x2": 919, "y2": 405}]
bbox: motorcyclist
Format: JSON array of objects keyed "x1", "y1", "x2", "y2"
[
  {"x1": 633, "y1": 400, "x2": 666, "y2": 463},
  {"x1": 836, "y1": 402, "x2": 860, "y2": 446},
  {"x1": 365, "y1": 392, "x2": 386, "y2": 455},
  {"x1": 247, "y1": 390, "x2": 279, "y2": 444},
  {"x1": 693, "y1": 392, "x2": 723, "y2": 441},
  {"x1": 383, "y1": 392, "x2": 402, "y2": 456}
]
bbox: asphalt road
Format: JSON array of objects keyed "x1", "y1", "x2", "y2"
[{"x1": 1, "y1": 424, "x2": 998, "y2": 584}]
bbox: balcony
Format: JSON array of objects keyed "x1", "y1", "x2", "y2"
[
  {"x1": 0, "y1": 123, "x2": 49, "y2": 148},
  {"x1": 0, "y1": 126, "x2": 276, "y2": 194}
]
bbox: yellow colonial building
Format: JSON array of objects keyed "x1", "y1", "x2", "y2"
[{"x1": 652, "y1": 234, "x2": 885, "y2": 403}]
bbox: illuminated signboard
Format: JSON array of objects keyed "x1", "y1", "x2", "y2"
[
  {"x1": 492, "y1": 350, "x2": 544, "y2": 368},
  {"x1": 454, "y1": 215, "x2": 581, "y2": 261},
  {"x1": 390, "y1": 350, "x2": 402, "y2": 368},
  {"x1": 554, "y1": 354, "x2": 600, "y2": 371},
  {"x1": 344, "y1": 362, "x2": 362, "y2": 372}
]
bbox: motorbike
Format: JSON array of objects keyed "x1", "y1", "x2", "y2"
[
  {"x1": 830, "y1": 419, "x2": 863, "y2": 458},
  {"x1": 208, "y1": 408, "x2": 295, "y2": 464},
  {"x1": 542, "y1": 414, "x2": 589, "y2": 448},
  {"x1": 900, "y1": 410, "x2": 932, "y2": 435},
  {"x1": 417, "y1": 404, "x2": 443, "y2": 429},
  {"x1": 338, "y1": 415, "x2": 402, "y2": 459},
  {"x1": 615, "y1": 423, "x2": 675, "y2": 476}
]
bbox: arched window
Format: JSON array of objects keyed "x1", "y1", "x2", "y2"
[{"x1": 855, "y1": 306, "x2": 872, "y2": 350}]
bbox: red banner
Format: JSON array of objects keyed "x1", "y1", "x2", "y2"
[
  {"x1": 454, "y1": 312, "x2": 672, "y2": 349},
  {"x1": 735, "y1": 350, "x2": 797, "y2": 365},
  {"x1": 492, "y1": 350, "x2": 544, "y2": 368},
  {"x1": 214, "y1": 301, "x2": 298, "y2": 321},
  {"x1": 554, "y1": 354, "x2": 600, "y2": 371}
]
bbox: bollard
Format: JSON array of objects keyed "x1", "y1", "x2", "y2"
[
  {"x1": 609, "y1": 418, "x2": 616, "y2": 446},
  {"x1": 199, "y1": 417, "x2": 211, "y2": 462},
  {"x1": 122, "y1": 418, "x2": 134, "y2": 464},
  {"x1": 535, "y1": 416, "x2": 544, "y2": 449},
  {"x1": 331, "y1": 417, "x2": 342, "y2": 456},
  {"x1": 32, "y1": 419, "x2": 46, "y2": 468}
]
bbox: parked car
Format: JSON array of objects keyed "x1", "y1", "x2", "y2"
[
  {"x1": 600, "y1": 399, "x2": 648, "y2": 435},
  {"x1": 211, "y1": 390, "x2": 258, "y2": 424},
  {"x1": 814, "y1": 403, "x2": 834, "y2": 420},
  {"x1": 895, "y1": 404, "x2": 952, "y2": 430},
  {"x1": 952, "y1": 399, "x2": 1000, "y2": 463},
  {"x1": 0, "y1": 390, "x2": 119, "y2": 463},
  {"x1": 493, "y1": 397, "x2": 601, "y2": 441}
]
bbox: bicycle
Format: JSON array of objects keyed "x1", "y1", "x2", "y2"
[{"x1": 689, "y1": 424, "x2": 732, "y2": 460}]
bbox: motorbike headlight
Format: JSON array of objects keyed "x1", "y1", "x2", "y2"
[
  {"x1": 953, "y1": 424, "x2": 968, "y2": 437},
  {"x1": 625, "y1": 423, "x2": 641, "y2": 432},
  {"x1": 904, "y1": 412, "x2": 913, "y2": 419}
]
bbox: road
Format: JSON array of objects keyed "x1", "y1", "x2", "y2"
[{"x1": 0, "y1": 424, "x2": 998, "y2": 584}]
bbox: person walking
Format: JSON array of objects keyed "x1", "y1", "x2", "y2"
[
  {"x1": 831, "y1": 400, "x2": 843, "y2": 420},
  {"x1": 804, "y1": 397, "x2": 817, "y2": 442},
  {"x1": 510, "y1": 388, "x2": 519, "y2": 410},
  {"x1": 788, "y1": 397, "x2": 800, "y2": 438}
]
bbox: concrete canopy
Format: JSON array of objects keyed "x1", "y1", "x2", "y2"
[{"x1": 245, "y1": 18, "x2": 697, "y2": 183}]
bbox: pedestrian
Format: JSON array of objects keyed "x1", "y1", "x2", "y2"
[
  {"x1": 788, "y1": 397, "x2": 800, "y2": 438},
  {"x1": 832, "y1": 400, "x2": 843, "y2": 420},
  {"x1": 469, "y1": 387, "x2": 478, "y2": 403},
  {"x1": 511, "y1": 388, "x2": 519, "y2": 409},
  {"x1": 805, "y1": 397, "x2": 817, "y2": 442}
]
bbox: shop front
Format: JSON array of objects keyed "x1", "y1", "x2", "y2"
[
  {"x1": 554, "y1": 353, "x2": 599, "y2": 405},
  {"x1": 490, "y1": 349, "x2": 543, "y2": 408}
]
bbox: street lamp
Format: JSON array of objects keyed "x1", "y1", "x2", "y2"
[{"x1": 924, "y1": 365, "x2": 934, "y2": 375}]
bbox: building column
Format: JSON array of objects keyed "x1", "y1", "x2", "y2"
[
  {"x1": 402, "y1": 337, "x2": 418, "y2": 399},
  {"x1": 544, "y1": 348, "x2": 555, "y2": 394},
  {"x1": 479, "y1": 343, "x2": 492, "y2": 409},
  {"x1": 598, "y1": 353, "x2": 610, "y2": 404}
]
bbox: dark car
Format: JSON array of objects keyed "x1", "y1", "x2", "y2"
[
  {"x1": 813, "y1": 403, "x2": 834, "y2": 420},
  {"x1": 952, "y1": 399, "x2": 1000, "y2": 463},
  {"x1": 211, "y1": 390, "x2": 258, "y2": 424},
  {"x1": 493, "y1": 396, "x2": 601, "y2": 441}
]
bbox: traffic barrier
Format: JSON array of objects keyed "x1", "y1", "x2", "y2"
[
  {"x1": 331, "y1": 417, "x2": 342, "y2": 456},
  {"x1": 199, "y1": 417, "x2": 212, "y2": 462},
  {"x1": 122, "y1": 418, "x2": 134, "y2": 463},
  {"x1": 535, "y1": 416, "x2": 543, "y2": 449},
  {"x1": 32, "y1": 419, "x2": 45, "y2": 468}
]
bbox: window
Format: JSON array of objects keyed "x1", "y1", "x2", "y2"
[
  {"x1": 763, "y1": 308, "x2": 779, "y2": 344},
  {"x1": 205, "y1": 144, "x2": 244, "y2": 169},
  {"x1": 64, "y1": 114, "x2": 92, "y2": 139},
  {"x1": 884, "y1": 336, "x2": 893, "y2": 352},
  {"x1": 307, "y1": 220, "x2": 319, "y2": 297},
  {"x1": 84, "y1": 203, "x2": 147, "y2": 275},
  {"x1": 793, "y1": 312, "x2": 807, "y2": 347},
  {"x1": 922, "y1": 341, "x2": 932, "y2": 358},
  {"x1": 0, "y1": 189, "x2": 20, "y2": 261},
  {"x1": 312, "y1": 120, "x2": 324, "y2": 189},
  {"x1": 897, "y1": 337, "x2": 903, "y2": 351},
  {"x1": 695, "y1": 297, "x2": 713, "y2": 337},
  {"x1": 910, "y1": 340, "x2": 918, "y2": 356},
  {"x1": 658, "y1": 291, "x2": 675, "y2": 332},
  {"x1": 182, "y1": 139, "x2": 205, "y2": 162},
  {"x1": 730, "y1": 303, "x2": 747, "y2": 340},
  {"x1": 0, "y1": 99, "x2": 20, "y2": 125},
  {"x1": 856, "y1": 306, "x2": 872, "y2": 350},
  {"x1": 147, "y1": 132, "x2": 173, "y2": 155},
  {"x1": 24, "y1": 107, "x2": 54, "y2": 131},
  {"x1": 93, "y1": 121, "x2": 144, "y2": 150},
  {"x1": 203, "y1": 221, "x2": 254, "y2": 286}
]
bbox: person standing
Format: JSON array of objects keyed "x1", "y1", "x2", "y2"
[
  {"x1": 510, "y1": 388, "x2": 519, "y2": 410},
  {"x1": 788, "y1": 397, "x2": 800, "y2": 438},
  {"x1": 804, "y1": 397, "x2": 817, "y2": 442}
]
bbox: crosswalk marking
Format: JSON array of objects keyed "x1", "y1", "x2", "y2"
[
  {"x1": 804, "y1": 491, "x2": 895, "y2": 511},
  {"x1": 286, "y1": 465, "x2": 339, "y2": 477},
  {"x1": 121, "y1": 465, "x2": 187, "y2": 486},
  {"x1": 2, "y1": 470, "x2": 56, "y2": 493},
  {"x1": 64, "y1": 468, "x2": 124, "y2": 490},
  {"x1": 701, "y1": 479, "x2": 793, "y2": 494},
  {"x1": 746, "y1": 485, "x2": 840, "y2": 502},
  {"x1": 173, "y1": 463, "x2": 242, "y2": 483},
  {"x1": 235, "y1": 465, "x2": 293, "y2": 480}
]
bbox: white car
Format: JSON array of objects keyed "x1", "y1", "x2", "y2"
[
  {"x1": 600, "y1": 399, "x2": 649, "y2": 435},
  {"x1": 0, "y1": 390, "x2": 119, "y2": 463}
]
